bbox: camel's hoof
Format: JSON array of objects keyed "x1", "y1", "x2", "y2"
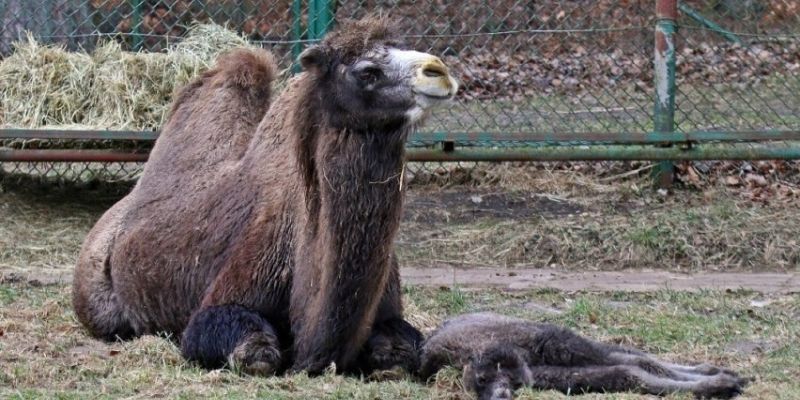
[
  {"x1": 357, "y1": 318, "x2": 423, "y2": 373},
  {"x1": 228, "y1": 331, "x2": 282, "y2": 376},
  {"x1": 694, "y1": 373, "x2": 746, "y2": 399}
]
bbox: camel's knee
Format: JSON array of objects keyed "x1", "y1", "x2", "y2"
[{"x1": 181, "y1": 304, "x2": 282, "y2": 375}]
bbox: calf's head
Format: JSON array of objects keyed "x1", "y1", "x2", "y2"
[{"x1": 464, "y1": 346, "x2": 533, "y2": 400}]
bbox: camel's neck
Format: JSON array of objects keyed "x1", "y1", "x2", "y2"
[
  {"x1": 284, "y1": 75, "x2": 412, "y2": 368},
  {"x1": 310, "y1": 127, "x2": 408, "y2": 240},
  {"x1": 295, "y1": 126, "x2": 408, "y2": 366}
]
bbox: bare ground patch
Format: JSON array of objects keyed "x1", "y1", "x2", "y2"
[
  {"x1": 401, "y1": 267, "x2": 800, "y2": 293},
  {"x1": 404, "y1": 189, "x2": 584, "y2": 224}
]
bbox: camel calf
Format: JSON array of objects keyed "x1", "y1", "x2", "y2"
[{"x1": 419, "y1": 313, "x2": 747, "y2": 400}]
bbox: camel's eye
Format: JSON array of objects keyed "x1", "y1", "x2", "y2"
[{"x1": 356, "y1": 66, "x2": 382, "y2": 85}]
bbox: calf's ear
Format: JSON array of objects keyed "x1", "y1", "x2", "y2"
[
  {"x1": 462, "y1": 363, "x2": 477, "y2": 390},
  {"x1": 299, "y1": 45, "x2": 330, "y2": 75}
]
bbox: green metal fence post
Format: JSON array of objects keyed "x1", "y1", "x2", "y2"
[
  {"x1": 309, "y1": 0, "x2": 334, "y2": 40},
  {"x1": 291, "y1": 0, "x2": 303, "y2": 73},
  {"x1": 308, "y1": 0, "x2": 316, "y2": 41},
  {"x1": 131, "y1": 0, "x2": 144, "y2": 51},
  {"x1": 653, "y1": 0, "x2": 678, "y2": 188},
  {"x1": 316, "y1": 0, "x2": 334, "y2": 36}
]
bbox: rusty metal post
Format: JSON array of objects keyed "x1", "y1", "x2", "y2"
[{"x1": 653, "y1": 0, "x2": 678, "y2": 187}]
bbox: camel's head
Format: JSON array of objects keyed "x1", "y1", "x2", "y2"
[
  {"x1": 464, "y1": 346, "x2": 533, "y2": 400},
  {"x1": 299, "y1": 16, "x2": 459, "y2": 130}
]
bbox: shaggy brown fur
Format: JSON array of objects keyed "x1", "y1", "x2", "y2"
[
  {"x1": 420, "y1": 313, "x2": 747, "y2": 400},
  {"x1": 73, "y1": 17, "x2": 456, "y2": 374},
  {"x1": 73, "y1": 48, "x2": 277, "y2": 340}
]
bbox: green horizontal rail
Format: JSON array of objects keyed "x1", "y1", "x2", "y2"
[
  {"x1": 3, "y1": 129, "x2": 800, "y2": 144},
  {"x1": 407, "y1": 143, "x2": 800, "y2": 161},
  {"x1": 3, "y1": 130, "x2": 800, "y2": 162},
  {"x1": 413, "y1": 130, "x2": 800, "y2": 144},
  {"x1": 678, "y1": 3, "x2": 742, "y2": 44}
]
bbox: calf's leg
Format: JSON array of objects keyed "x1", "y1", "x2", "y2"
[
  {"x1": 537, "y1": 326, "x2": 742, "y2": 384},
  {"x1": 529, "y1": 365, "x2": 744, "y2": 399}
]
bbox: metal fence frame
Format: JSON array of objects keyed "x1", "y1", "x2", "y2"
[{"x1": 1, "y1": 0, "x2": 800, "y2": 187}]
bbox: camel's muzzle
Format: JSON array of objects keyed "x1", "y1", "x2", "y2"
[
  {"x1": 387, "y1": 49, "x2": 459, "y2": 103},
  {"x1": 412, "y1": 57, "x2": 459, "y2": 101}
]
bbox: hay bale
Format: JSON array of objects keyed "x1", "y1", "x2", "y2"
[
  {"x1": 170, "y1": 23, "x2": 251, "y2": 68},
  {"x1": 0, "y1": 23, "x2": 258, "y2": 132},
  {"x1": 88, "y1": 41, "x2": 193, "y2": 130},
  {"x1": 0, "y1": 34, "x2": 93, "y2": 128},
  {"x1": 88, "y1": 24, "x2": 255, "y2": 130}
]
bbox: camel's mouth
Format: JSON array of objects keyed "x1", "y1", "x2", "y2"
[{"x1": 416, "y1": 92, "x2": 453, "y2": 100}]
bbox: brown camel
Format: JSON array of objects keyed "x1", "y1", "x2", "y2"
[
  {"x1": 72, "y1": 17, "x2": 459, "y2": 375},
  {"x1": 420, "y1": 313, "x2": 747, "y2": 400}
]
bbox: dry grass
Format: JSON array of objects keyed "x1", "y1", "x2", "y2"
[
  {"x1": 0, "y1": 188, "x2": 114, "y2": 278},
  {"x1": 1, "y1": 167, "x2": 798, "y2": 284},
  {"x1": 0, "y1": 24, "x2": 256, "y2": 131},
  {"x1": 399, "y1": 200, "x2": 800, "y2": 271},
  {"x1": 1, "y1": 164, "x2": 798, "y2": 398},
  {"x1": 399, "y1": 166, "x2": 800, "y2": 272},
  {"x1": 0, "y1": 283, "x2": 797, "y2": 399}
]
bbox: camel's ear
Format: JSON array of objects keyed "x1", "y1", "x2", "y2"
[{"x1": 299, "y1": 45, "x2": 329, "y2": 75}]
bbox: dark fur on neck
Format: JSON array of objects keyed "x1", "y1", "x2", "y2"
[
  {"x1": 293, "y1": 75, "x2": 409, "y2": 219},
  {"x1": 289, "y1": 74, "x2": 411, "y2": 371}
]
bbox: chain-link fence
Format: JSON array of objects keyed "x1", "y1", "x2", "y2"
[{"x1": 1, "y1": 0, "x2": 799, "y2": 186}]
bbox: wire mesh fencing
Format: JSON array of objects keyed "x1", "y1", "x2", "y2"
[{"x1": 0, "y1": 0, "x2": 799, "y2": 185}]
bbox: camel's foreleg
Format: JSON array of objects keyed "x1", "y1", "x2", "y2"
[
  {"x1": 353, "y1": 258, "x2": 423, "y2": 374},
  {"x1": 181, "y1": 304, "x2": 283, "y2": 376},
  {"x1": 354, "y1": 317, "x2": 423, "y2": 374}
]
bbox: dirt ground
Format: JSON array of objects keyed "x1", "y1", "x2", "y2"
[
  {"x1": 1, "y1": 168, "x2": 799, "y2": 399},
  {"x1": 1, "y1": 169, "x2": 799, "y2": 287},
  {"x1": 402, "y1": 267, "x2": 800, "y2": 293}
]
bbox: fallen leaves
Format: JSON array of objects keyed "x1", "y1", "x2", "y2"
[
  {"x1": 676, "y1": 160, "x2": 800, "y2": 202},
  {"x1": 447, "y1": 40, "x2": 799, "y2": 101}
]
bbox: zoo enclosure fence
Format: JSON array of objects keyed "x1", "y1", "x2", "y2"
[{"x1": 0, "y1": 0, "x2": 799, "y2": 186}]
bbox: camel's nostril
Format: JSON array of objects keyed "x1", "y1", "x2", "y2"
[{"x1": 422, "y1": 64, "x2": 446, "y2": 78}]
